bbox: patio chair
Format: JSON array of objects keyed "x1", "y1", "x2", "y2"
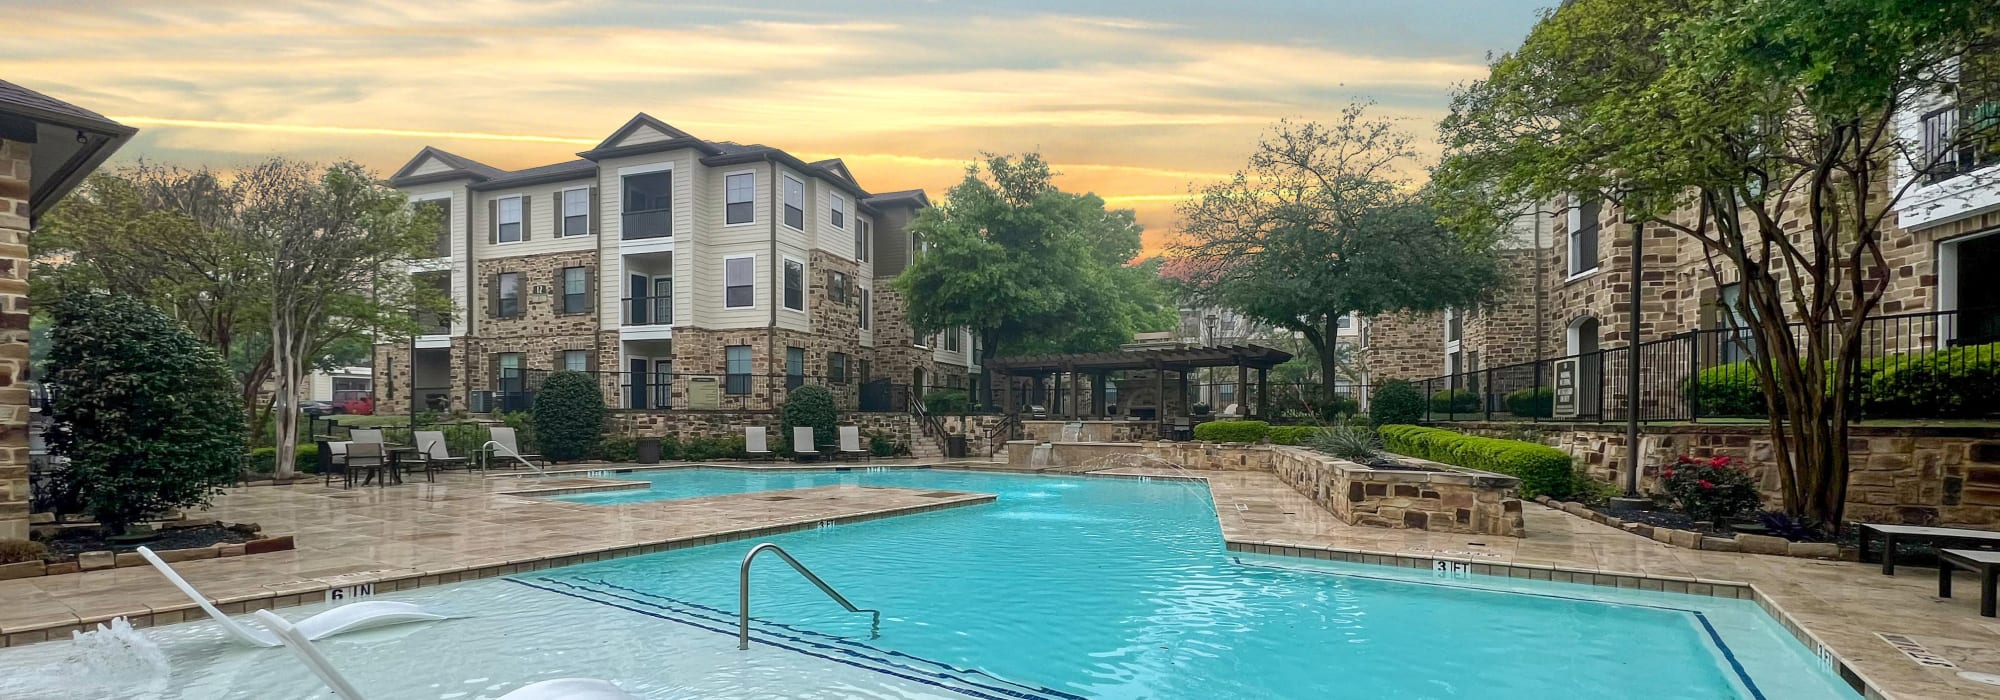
[
  {"x1": 350, "y1": 428, "x2": 385, "y2": 445},
  {"x1": 838, "y1": 426, "x2": 870, "y2": 460},
  {"x1": 1170, "y1": 417, "x2": 1193, "y2": 441},
  {"x1": 252, "y1": 610, "x2": 635, "y2": 699},
  {"x1": 793, "y1": 426, "x2": 817, "y2": 460},
  {"x1": 345, "y1": 442, "x2": 386, "y2": 488},
  {"x1": 745, "y1": 426, "x2": 773, "y2": 458},
  {"x1": 137, "y1": 547, "x2": 444, "y2": 649},
  {"x1": 320, "y1": 441, "x2": 350, "y2": 487},
  {"x1": 486, "y1": 426, "x2": 546, "y2": 471},
  {"x1": 412, "y1": 430, "x2": 468, "y2": 480}
]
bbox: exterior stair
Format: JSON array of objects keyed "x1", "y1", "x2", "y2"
[{"x1": 908, "y1": 433, "x2": 944, "y2": 459}]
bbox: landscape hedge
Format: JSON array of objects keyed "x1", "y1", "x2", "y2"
[
  {"x1": 1503, "y1": 387, "x2": 1554, "y2": 418},
  {"x1": 1379, "y1": 425, "x2": 1574, "y2": 499},
  {"x1": 1369, "y1": 381, "x2": 1425, "y2": 426},
  {"x1": 1194, "y1": 420, "x2": 1270, "y2": 443},
  {"x1": 1428, "y1": 388, "x2": 1480, "y2": 414},
  {"x1": 1268, "y1": 425, "x2": 1319, "y2": 446},
  {"x1": 1688, "y1": 342, "x2": 1999, "y2": 418}
]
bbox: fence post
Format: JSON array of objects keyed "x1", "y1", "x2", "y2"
[
  {"x1": 1531, "y1": 361, "x2": 1543, "y2": 423},
  {"x1": 1483, "y1": 366, "x2": 1494, "y2": 422},
  {"x1": 1685, "y1": 332, "x2": 1700, "y2": 423}
]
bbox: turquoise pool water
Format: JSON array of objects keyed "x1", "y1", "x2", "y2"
[{"x1": 539, "y1": 468, "x2": 1856, "y2": 699}]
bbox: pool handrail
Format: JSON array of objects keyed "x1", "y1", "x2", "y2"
[
  {"x1": 482, "y1": 439, "x2": 546, "y2": 476},
  {"x1": 739, "y1": 542, "x2": 880, "y2": 650}
]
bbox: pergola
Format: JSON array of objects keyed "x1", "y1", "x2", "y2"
[{"x1": 985, "y1": 344, "x2": 1293, "y2": 430}]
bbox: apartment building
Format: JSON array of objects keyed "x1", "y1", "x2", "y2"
[
  {"x1": 1362, "y1": 57, "x2": 2000, "y2": 389},
  {"x1": 374, "y1": 114, "x2": 976, "y2": 414}
]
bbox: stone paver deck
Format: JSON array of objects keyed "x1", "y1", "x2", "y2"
[
  {"x1": 1100, "y1": 466, "x2": 2000, "y2": 700},
  {"x1": 0, "y1": 464, "x2": 992, "y2": 646}
]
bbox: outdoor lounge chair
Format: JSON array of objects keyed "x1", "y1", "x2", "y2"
[
  {"x1": 320, "y1": 441, "x2": 350, "y2": 487},
  {"x1": 345, "y1": 442, "x2": 386, "y2": 488},
  {"x1": 253, "y1": 610, "x2": 635, "y2": 699},
  {"x1": 412, "y1": 430, "x2": 468, "y2": 479},
  {"x1": 793, "y1": 427, "x2": 817, "y2": 460},
  {"x1": 138, "y1": 547, "x2": 445, "y2": 648},
  {"x1": 486, "y1": 426, "x2": 546, "y2": 470},
  {"x1": 838, "y1": 426, "x2": 870, "y2": 459},
  {"x1": 745, "y1": 426, "x2": 773, "y2": 458}
]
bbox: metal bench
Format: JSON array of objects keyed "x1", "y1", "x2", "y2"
[
  {"x1": 1856, "y1": 523, "x2": 2000, "y2": 575},
  {"x1": 1937, "y1": 549, "x2": 2000, "y2": 617}
]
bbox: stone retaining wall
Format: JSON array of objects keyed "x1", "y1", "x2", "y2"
[
  {"x1": 1265, "y1": 446, "x2": 1525, "y2": 537},
  {"x1": 1021, "y1": 420, "x2": 1157, "y2": 444},
  {"x1": 1444, "y1": 421, "x2": 2000, "y2": 529}
]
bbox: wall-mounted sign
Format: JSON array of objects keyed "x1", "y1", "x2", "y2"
[
  {"x1": 686, "y1": 376, "x2": 721, "y2": 410},
  {"x1": 1553, "y1": 358, "x2": 1580, "y2": 418}
]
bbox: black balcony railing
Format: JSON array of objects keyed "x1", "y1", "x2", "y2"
[
  {"x1": 623, "y1": 295, "x2": 673, "y2": 326},
  {"x1": 622, "y1": 210, "x2": 672, "y2": 240},
  {"x1": 1922, "y1": 102, "x2": 2000, "y2": 184}
]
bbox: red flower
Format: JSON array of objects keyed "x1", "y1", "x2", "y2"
[
  {"x1": 1663, "y1": 469, "x2": 1676, "y2": 479},
  {"x1": 1677, "y1": 455, "x2": 1695, "y2": 464},
  {"x1": 1698, "y1": 479, "x2": 1715, "y2": 489},
  {"x1": 1711, "y1": 455, "x2": 1732, "y2": 468}
]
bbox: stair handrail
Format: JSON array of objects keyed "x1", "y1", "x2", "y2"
[{"x1": 739, "y1": 542, "x2": 879, "y2": 649}]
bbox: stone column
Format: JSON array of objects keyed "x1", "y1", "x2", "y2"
[{"x1": 0, "y1": 138, "x2": 29, "y2": 540}]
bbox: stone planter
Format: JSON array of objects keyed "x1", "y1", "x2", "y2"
[
  {"x1": 3, "y1": 533, "x2": 294, "y2": 580},
  {"x1": 1535, "y1": 495, "x2": 1853, "y2": 561}
]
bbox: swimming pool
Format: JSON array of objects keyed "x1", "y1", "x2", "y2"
[{"x1": 0, "y1": 468, "x2": 1857, "y2": 699}]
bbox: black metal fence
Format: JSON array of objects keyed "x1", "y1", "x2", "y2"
[
  {"x1": 444, "y1": 369, "x2": 992, "y2": 415},
  {"x1": 1410, "y1": 308, "x2": 1996, "y2": 423}
]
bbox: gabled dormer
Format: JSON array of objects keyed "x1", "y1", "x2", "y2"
[
  {"x1": 388, "y1": 146, "x2": 504, "y2": 188},
  {"x1": 812, "y1": 158, "x2": 858, "y2": 187},
  {"x1": 576, "y1": 113, "x2": 721, "y2": 161}
]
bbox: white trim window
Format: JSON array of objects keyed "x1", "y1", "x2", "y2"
[
  {"x1": 497, "y1": 196, "x2": 523, "y2": 243},
  {"x1": 1567, "y1": 196, "x2": 1602, "y2": 277},
  {"x1": 859, "y1": 287, "x2": 871, "y2": 329},
  {"x1": 782, "y1": 258, "x2": 805, "y2": 312},
  {"x1": 561, "y1": 349, "x2": 589, "y2": 373},
  {"x1": 725, "y1": 171, "x2": 755, "y2": 225},
  {"x1": 560, "y1": 187, "x2": 589, "y2": 237},
  {"x1": 830, "y1": 194, "x2": 846, "y2": 230},
  {"x1": 725, "y1": 255, "x2": 756, "y2": 309},
  {"x1": 855, "y1": 219, "x2": 871, "y2": 261},
  {"x1": 782, "y1": 174, "x2": 806, "y2": 230}
]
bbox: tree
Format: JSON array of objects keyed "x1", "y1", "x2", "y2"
[
  {"x1": 45, "y1": 291, "x2": 245, "y2": 535},
  {"x1": 782, "y1": 385, "x2": 839, "y2": 454},
  {"x1": 533, "y1": 371, "x2": 606, "y2": 462},
  {"x1": 895, "y1": 154, "x2": 1175, "y2": 404},
  {"x1": 241, "y1": 159, "x2": 449, "y2": 478},
  {"x1": 1172, "y1": 108, "x2": 1507, "y2": 405},
  {"x1": 1432, "y1": 0, "x2": 2000, "y2": 526}
]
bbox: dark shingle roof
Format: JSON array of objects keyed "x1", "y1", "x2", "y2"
[
  {"x1": 0, "y1": 79, "x2": 134, "y2": 135},
  {"x1": 469, "y1": 159, "x2": 595, "y2": 190}
]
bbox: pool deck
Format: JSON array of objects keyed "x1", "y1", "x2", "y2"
[
  {"x1": 2, "y1": 460, "x2": 1997, "y2": 699},
  {"x1": 1096, "y1": 466, "x2": 2000, "y2": 700},
  {"x1": 0, "y1": 463, "x2": 992, "y2": 646}
]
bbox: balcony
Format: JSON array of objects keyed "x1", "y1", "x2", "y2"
[
  {"x1": 622, "y1": 209, "x2": 672, "y2": 240},
  {"x1": 1922, "y1": 103, "x2": 2000, "y2": 185},
  {"x1": 620, "y1": 294, "x2": 673, "y2": 341}
]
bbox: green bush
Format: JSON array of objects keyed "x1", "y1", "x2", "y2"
[
  {"x1": 1268, "y1": 425, "x2": 1319, "y2": 446},
  {"x1": 600, "y1": 436, "x2": 638, "y2": 463},
  {"x1": 1193, "y1": 420, "x2": 1270, "y2": 443},
  {"x1": 1310, "y1": 425, "x2": 1381, "y2": 461},
  {"x1": 46, "y1": 291, "x2": 246, "y2": 534},
  {"x1": 533, "y1": 371, "x2": 606, "y2": 462},
  {"x1": 682, "y1": 436, "x2": 746, "y2": 461},
  {"x1": 782, "y1": 385, "x2": 839, "y2": 453},
  {"x1": 1503, "y1": 387, "x2": 1554, "y2": 418},
  {"x1": 0, "y1": 539, "x2": 46, "y2": 564},
  {"x1": 1864, "y1": 343, "x2": 2000, "y2": 418},
  {"x1": 1370, "y1": 381, "x2": 1425, "y2": 426},
  {"x1": 1687, "y1": 362, "x2": 1770, "y2": 417},
  {"x1": 867, "y1": 432, "x2": 901, "y2": 457},
  {"x1": 923, "y1": 388, "x2": 972, "y2": 415},
  {"x1": 1380, "y1": 425, "x2": 1575, "y2": 499},
  {"x1": 248, "y1": 445, "x2": 320, "y2": 474},
  {"x1": 1662, "y1": 455, "x2": 1762, "y2": 523},
  {"x1": 1429, "y1": 388, "x2": 1479, "y2": 413}
]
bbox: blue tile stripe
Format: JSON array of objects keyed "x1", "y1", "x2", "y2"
[
  {"x1": 1231, "y1": 556, "x2": 1767, "y2": 700},
  {"x1": 506, "y1": 577, "x2": 1074, "y2": 700},
  {"x1": 567, "y1": 576, "x2": 1085, "y2": 700}
]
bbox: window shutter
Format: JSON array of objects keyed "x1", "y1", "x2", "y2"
[
  {"x1": 586, "y1": 347, "x2": 599, "y2": 373},
  {"x1": 520, "y1": 195, "x2": 532, "y2": 241},
  {"x1": 589, "y1": 186, "x2": 601, "y2": 236},
  {"x1": 488, "y1": 273, "x2": 500, "y2": 319},
  {"x1": 554, "y1": 267, "x2": 566, "y2": 314},
  {"x1": 553, "y1": 191, "x2": 564, "y2": 235},
  {"x1": 583, "y1": 265, "x2": 596, "y2": 312},
  {"x1": 488, "y1": 199, "x2": 498, "y2": 244}
]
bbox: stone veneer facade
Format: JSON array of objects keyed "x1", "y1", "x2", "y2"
[
  {"x1": 0, "y1": 139, "x2": 26, "y2": 540},
  {"x1": 1450, "y1": 421, "x2": 2000, "y2": 530}
]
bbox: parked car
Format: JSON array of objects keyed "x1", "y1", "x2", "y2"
[
  {"x1": 339, "y1": 396, "x2": 374, "y2": 415},
  {"x1": 298, "y1": 400, "x2": 337, "y2": 417}
]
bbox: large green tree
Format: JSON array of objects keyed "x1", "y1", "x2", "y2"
[
  {"x1": 895, "y1": 154, "x2": 1174, "y2": 402},
  {"x1": 1433, "y1": 0, "x2": 2000, "y2": 526},
  {"x1": 1172, "y1": 107, "x2": 1507, "y2": 405}
]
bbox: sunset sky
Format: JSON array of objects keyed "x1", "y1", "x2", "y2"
[{"x1": 13, "y1": 0, "x2": 1549, "y2": 255}]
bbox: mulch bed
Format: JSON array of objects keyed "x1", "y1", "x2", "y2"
[
  {"x1": 1588, "y1": 504, "x2": 1737, "y2": 537},
  {"x1": 1362, "y1": 457, "x2": 1440, "y2": 472},
  {"x1": 39, "y1": 523, "x2": 257, "y2": 562}
]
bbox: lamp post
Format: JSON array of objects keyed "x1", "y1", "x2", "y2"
[{"x1": 1204, "y1": 313, "x2": 1218, "y2": 407}]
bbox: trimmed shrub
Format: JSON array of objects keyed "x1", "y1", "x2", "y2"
[
  {"x1": 46, "y1": 291, "x2": 246, "y2": 534},
  {"x1": 923, "y1": 388, "x2": 972, "y2": 415},
  {"x1": 1503, "y1": 387, "x2": 1554, "y2": 418},
  {"x1": 1687, "y1": 362, "x2": 1770, "y2": 417},
  {"x1": 782, "y1": 385, "x2": 840, "y2": 453},
  {"x1": 0, "y1": 539, "x2": 47, "y2": 564},
  {"x1": 599, "y1": 436, "x2": 638, "y2": 463},
  {"x1": 682, "y1": 436, "x2": 746, "y2": 461},
  {"x1": 1429, "y1": 388, "x2": 1479, "y2": 414},
  {"x1": 533, "y1": 371, "x2": 606, "y2": 462},
  {"x1": 866, "y1": 431, "x2": 902, "y2": 457},
  {"x1": 1193, "y1": 420, "x2": 1270, "y2": 443},
  {"x1": 1268, "y1": 425, "x2": 1319, "y2": 446},
  {"x1": 1864, "y1": 342, "x2": 2000, "y2": 418},
  {"x1": 1370, "y1": 381, "x2": 1425, "y2": 426},
  {"x1": 248, "y1": 444, "x2": 320, "y2": 474},
  {"x1": 1380, "y1": 425, "x2": 1575, "y2": 499},
  {"x1": 1310, "y1": 425, "x2": 1381, "y2": 461}
]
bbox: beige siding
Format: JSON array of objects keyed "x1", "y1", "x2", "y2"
[
  {"x1": 405, "y1": 185, "x2": 470, "y2": 336},
  {"x1": 470, "y1": 176, "x2": 599, "y2": 261},
  {"x1": 409, "y1": 156, "x2": 454, "y2": 176},
  {"x1": 617, "y1": 125, "x2": 674, "y2": 147}
]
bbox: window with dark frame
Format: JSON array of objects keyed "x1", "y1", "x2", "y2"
[
  {"x1": 497, "y1": 196, "x2": 523, "y2": 243},
  {"x1": 786, "y1": 347, "x2": 805, "y2": 390},
  {"x1": 562, "y1": 349, "x2": 588, "y2": 373},
  {"x1": 561, "y1": 188, "x2": 589, "y2": 236},
  {"x1": 830, "y1": 195, "x2": 845, "y2": 229},
  {"x1": 783, "y1": 175, "x2": 805, "y2": 230},
  {"x1": 856, "y1": 219, "x2": 871, "y2": 261},
  {"x1": 831, "y1": 271, "x2": 849, "y2": 305},
  {"x1": 1569, "y1": 197, "x2": 1602, "y2": 276},
  {"x1": 622, "y1": 171, "x2": 672, "y2": 239},
  {"x1": 859, "y1": 289, "x2": 871, "y2": 330},
  {"x1": 945, "y1": 329, "x2": 960, "y2": 352},
  {"x1": 725, "y1": 345, "x2": 752, "y2": 395},
  {"x1": 725, "y1": 172, "x2": 755, "y2": 225},
  {"x1": 497, "y1": 272, "x2": 522, "y2": 318},
  {"x1": 783, "y1": 259, "x2": 805, "y2": 311},
  {"x1": 828, "y1": 352, "x2": 848, "y2": 384},
  {"x1": 560, "y1": 267, "x2": 588, "y2": 314},
  {"x1": 725, "y1": 256, "x2": 755, "y2": 308}
]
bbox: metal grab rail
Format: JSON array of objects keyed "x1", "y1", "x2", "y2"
[
  {"x1": 480, "y1": 440, "x2": 545, "y2": 477},
  {"x1": 738, "y1": 542, "x2": 880, "y2": 650}
]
